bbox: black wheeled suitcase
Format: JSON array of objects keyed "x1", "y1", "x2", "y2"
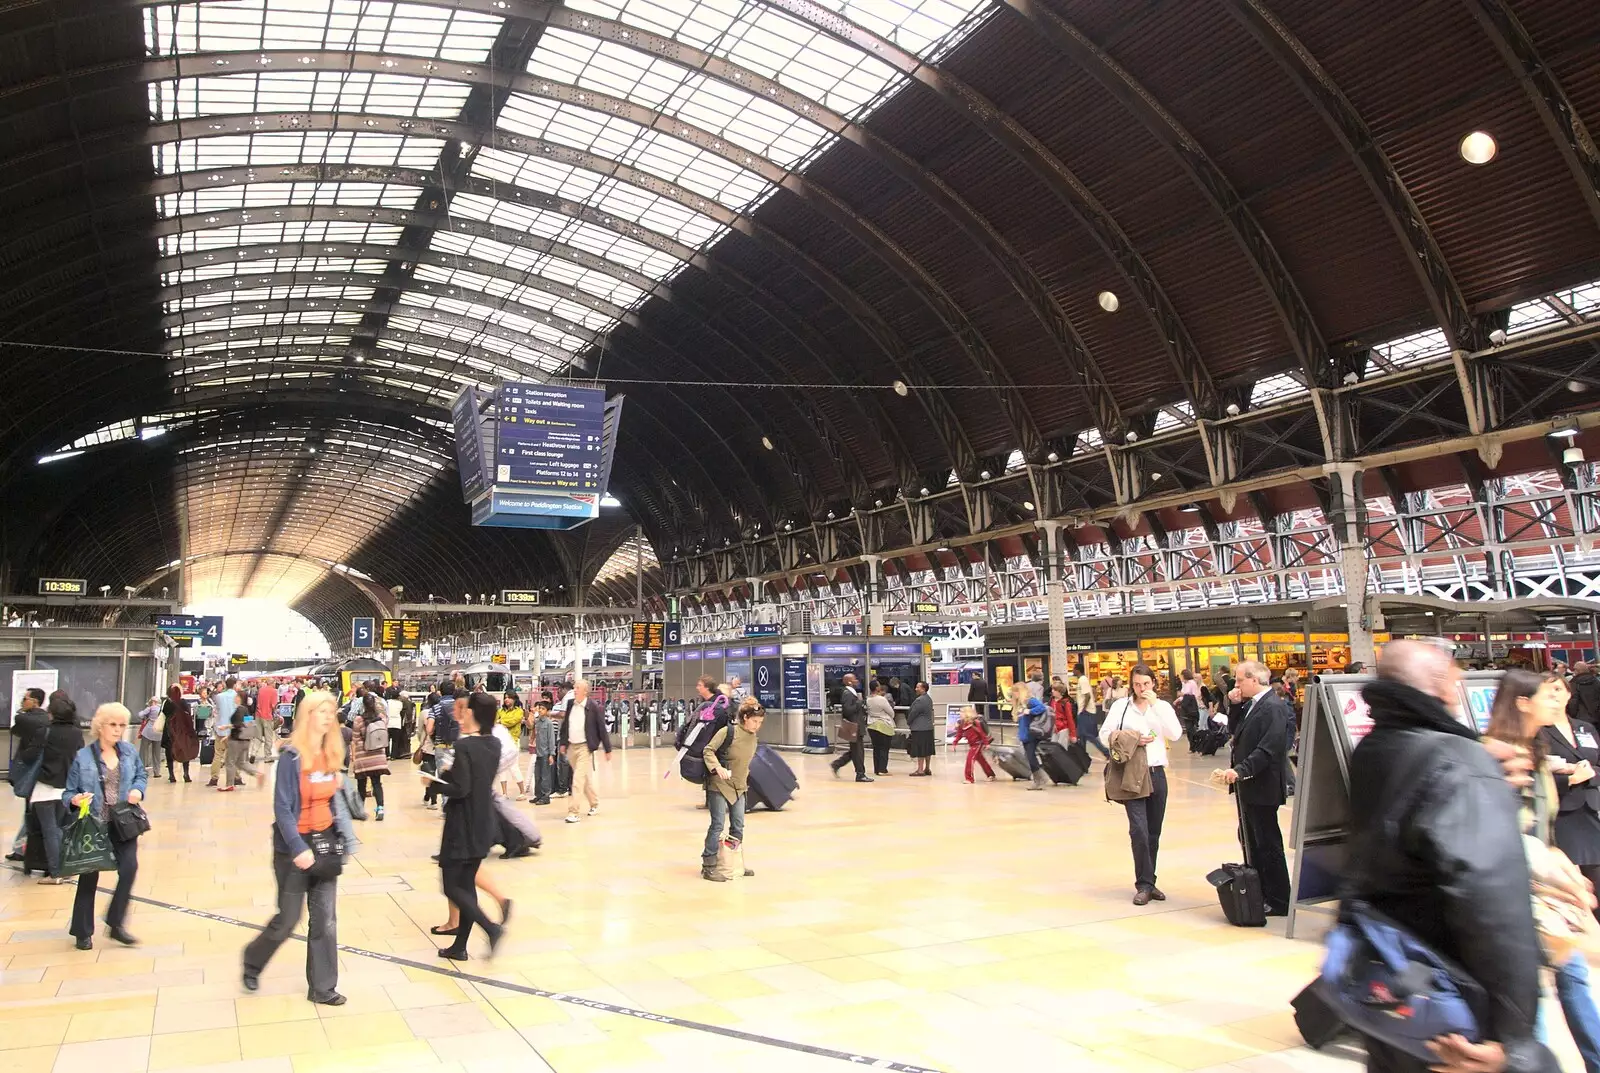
[
  {"x1": 1036, "y1": 741, "x2": 1087, "y2": 785},
  {"x1": 200, "y1": 738, "x2": 215, "y2": 766},
  {"x1": 1207, "y1": 792, "x2": 1267, "y2": 926},
  {"x1": 746, "y1": 745, "x2": 798, "y2": 811},
  {"x1": 990, "y1": 744, "x2": 1031, "y2": 781},
  {"x1": 1291, "y1": 978, "x2": 1347, "y2": 1048}
]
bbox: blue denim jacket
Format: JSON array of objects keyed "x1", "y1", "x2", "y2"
[
  {"x1": 273, "y1": 746, "x2": 359, "y2": 858},
  {"x1": 63, "y1": 741, "x2": 148, "y2": 816}
]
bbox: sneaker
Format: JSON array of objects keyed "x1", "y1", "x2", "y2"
[
  {"x1": 565, "y1": 814, "x2": 580, "y2": 824},
  {"x1": 742, "y1": 868, "x2": 755, "y2": 877},
  {"x1": 37, "y1": 876, "x2": 67, "y2": 885},
  {"x1": 375, "y1": 807, "x2": 385, "y2": 821},
  {"x1": 964, "y1": 777, "x2": 975, "y2": 784},
  {"x1": 587, "y1": 806, "x2": 598, "y2": 817}
]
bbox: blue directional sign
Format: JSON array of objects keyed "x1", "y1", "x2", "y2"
[
  {"x1": 494, "y1": 382, "x2": 607, "y2": 493},
  {"x1": 664, "y1": 622, "x2": 682, "y2": 647},
  {"x1": 155, "y1": 614, "x2": 204, "y2": 639},
  {"x1": 198, "y1": 616, "x2": 224, "y2": 646},
  {"x1": 351, "y1": 617, "x2": 375, "y2": 650}
]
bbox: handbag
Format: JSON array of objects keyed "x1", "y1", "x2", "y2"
[
  {"x1": 337, "y1": 779, "x2": 367, "y2": 822},
  {"x1": 59, "y1": 800, "x2": 118, "y2": 876},
  {"x1": 108, "y1": 801, "x2": 151, "y2": 842},
  {"x1": 10, "y1": 749, "x2": 42, "y2": 799},
  {"x1": 836, "y1": 717, "x2": 859, "y2": 744},
  {"x1": 304, "y1": 827, "x2": 345, "y2": 880}
]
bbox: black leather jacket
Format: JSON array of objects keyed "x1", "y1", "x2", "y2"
[{"x1": 1345, "y1": 679, "x2": 1546, "y2": 1070}]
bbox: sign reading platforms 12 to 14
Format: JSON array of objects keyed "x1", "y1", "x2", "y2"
[{"x1": 495, "y1": 382, "x2": 607, "y2": 493}]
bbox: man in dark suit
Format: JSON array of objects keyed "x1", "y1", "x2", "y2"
[
  {"x1": 829, "y1": 673, "x2": 871, "y2": 782},
  {"x1": 1221, "y1": 660, "x2": 1292, "y2": 915}
]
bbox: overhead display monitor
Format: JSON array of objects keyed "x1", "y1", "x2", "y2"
[
  {"x1": 500, "y1": 589, "x2": 541, "y2": 606},
  {"x1": 451, "y1": 385, "x2": 490, "y2": 503},
  {"x1": 495, "y1": 382, "x2": 607, "y2": 493},
  {"x1": 630, "y1": 622, "x2": 664, "y2": 651},
  {"x1": 1327, "y1": 681, "x2": 1374, "y2": 748},
  {"x1": 37, "y1": 577, "x2": 87, "y2": 596},
  {"x1": 380, "y1": 618, "x2": 421, "y2": 651}
]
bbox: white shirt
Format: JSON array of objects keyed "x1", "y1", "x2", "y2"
[
  {"x1": 1076, "y1": 675, "x2": 1097, "y2": 714},
  {"x1": 1098, "y1": 695, "x2": 1183, "y2": 768},
  {"x1": 566, "y1": 697, "x2": 586, "y2": 745}
]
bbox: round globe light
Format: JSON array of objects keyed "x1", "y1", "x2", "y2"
[
  {"x1": 1459, "y1": 131, "x2": 1497, "y2": 165},
  {"x1": 1097, "y1": 290, "x2": 1120, "y2": 313}
]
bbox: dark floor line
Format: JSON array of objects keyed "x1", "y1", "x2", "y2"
[{"x1": 114, "y1": 888, "x2": 943, "y2": 1073}]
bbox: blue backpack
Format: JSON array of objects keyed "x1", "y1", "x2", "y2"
[{"x1": 1319, "y1": 900, "x2": 1485, "y2": 1061}]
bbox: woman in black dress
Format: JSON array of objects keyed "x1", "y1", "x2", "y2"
[
  {"x1": 432, "y1": 692, "x2": 506, "y2": 960},
  {"x1": 1539, "y1": 690, "x2": 1600, "y2": 916}
]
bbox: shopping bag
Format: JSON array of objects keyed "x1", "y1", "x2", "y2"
[
  {"x1": 59, "y1": 799, "x2": 118, "y2": 877},
  {"x1": 716, "y1": 838, "x2": 745, "y2": 881}
]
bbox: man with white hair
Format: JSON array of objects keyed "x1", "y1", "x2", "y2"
[
  {"x1": 1342, "y1": 639, "x2": 1547, "y2": 1073},
  {"x1": 1219, "y1": 661, "x2": 1292, "y2": 915},
  {"x1": 557, "y1": 679, "x2": 612, "y2": 824}
]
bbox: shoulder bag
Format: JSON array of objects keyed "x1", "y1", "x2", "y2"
[
  {"x1": 108, "y1": 802, "x2": 151, "y2": 842},
  {"x1": 304, "y1": 827, "x2": 346, "y2": 880}
]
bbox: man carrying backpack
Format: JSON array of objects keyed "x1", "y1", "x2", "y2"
[{"x1": 1341, "y1": 640, "x2": 1553, "y2": 1073}]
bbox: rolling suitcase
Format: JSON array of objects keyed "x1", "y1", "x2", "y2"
[
  {"x1": 990, "y1": 744, "x2": 1031, "y2": 781},
  {"x1": 1291, "y1": 978, "x2": 1347, "y2": 1048},
  {"x1": 200, "y1": 738, "x2": 215, "y2": 766},
  {"x1": 746, "y1": 745, "x2": 798, "y2": 811},
  {"x1": 1036, "y1": 740, "x2": 1087, "y2": 785},
  {"x1": 1207, "y1": 792, "x2": 1266, "y2": 927}
]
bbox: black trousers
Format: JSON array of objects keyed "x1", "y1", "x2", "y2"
[
  {"x1": 1241, "y1": 801, "x2": 1291, "y2": 912},
  {"x1": 356, "y1": 773, "x2": 384, "y2": 809},
  {"x1": 70, "y1": 834, "x2": 138, "y2": 938},
  {"x1": 868, "y1": 729, "x2": 892, "y2": 774},
  {"x1": 440, "y1": 857, "x2": 496, "y2": 951},
  {"x1": 830, "y1": 729, "x2": 865, "y2": 775},
  {"x1": 244, "y1": 850, "x2": 339, "y2": 997},
  {"x1": 1121, "y1": 765, "x2": 1169, "y2": 891},
  {"x1": 421, "y1": 754, "x2": 440, "y2": 804}
]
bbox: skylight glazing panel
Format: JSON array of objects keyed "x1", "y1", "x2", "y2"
[
  {"x1": 1507, "y1": 297, "x2": 1564, "y2": 336},
  {"x1": 527, "y1": 31, "x2": 830, "y2": 169},
  {"x1": 1372, "y1": 326, "x2": 1450, "y2": 369},
  {"x1": 144, "y1": 2, "x2": 502, "y2": 63},
  {"x1": 1074, "y1": 427, "x2": 1104, "y2": 453},
  {"x1": 440, "y1": 193, "x2": 681, "y2": 280},
  {"x1": 169, "y1": 309, "x2": 362, "y2": 337},
  {"x1": 1250, "y1": 372, "x2": 1310, "y2": 406},
  {"x1": 165, "y1": 257, "x2": 389, "y2": 284},
  {"x1": 161, "y1": 222, "x2": 406, "y2": 255},
  {"x1": 410, "y1": 264, "x2": 618, "y2": 331},
  {"x1": 159, "y1": 181, "x2": 423, "y2": 218},
  {"x1": 567, "y1": 0, "x2": 897, "y2": 115},
  {"x1": 497, "y1": 94, "x2": 772, "y2": 211},
  {"x1": 176, "y1": 331, "x2": 355, "y2": 355},
  {"x1": 149, "y1": 72, "x2": 472, "y2": 122},
  {"x1": 388, "y1": 315, "x2": 577, "y2": 366},
  {"x1": 168, "y1": 283, "x2": 378, "y2": 314},
  {"x1": 154, "y1": 132, "x2": 444, "y2": 172},
  {"x1": 376, "y1": 338, "x2": 537, "y2": 383},
  {"x1": 401, "y1": 289, "x2": 605, "y2": 338}
]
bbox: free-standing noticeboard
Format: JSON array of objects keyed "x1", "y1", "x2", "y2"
[{"x1": 1287, "y1": 670, "x2": 1501, "y2": 938}]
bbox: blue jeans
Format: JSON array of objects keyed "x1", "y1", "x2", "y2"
[
  {"x1": 1539, "y1": 951, "x2": 1600, "y2": 1073},
  {"x1": 701, "y1": 790, "x2": 745, "y2": 868},
  {"x1": 1021, "y1": 737, "x2": 1040, "y2": 772}
]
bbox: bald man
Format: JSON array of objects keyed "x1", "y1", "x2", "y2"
[{"x1": 1341, "y1": 640, "x2": 1547, "y2": 1073}]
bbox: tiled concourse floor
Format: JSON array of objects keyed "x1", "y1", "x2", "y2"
[{"x1": 0, "y1": 745, "x2": 1408, "y2": 1073}]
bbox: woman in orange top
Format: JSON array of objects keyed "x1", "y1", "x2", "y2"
[{"x1": 242, "y1": 692, "x2": 349, "y2": 1005}]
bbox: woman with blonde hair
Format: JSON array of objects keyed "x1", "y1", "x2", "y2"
[
  {"x1": 63, "y1": 703, "x2": 148, "y2": 949},
  {"x1": 242, "y1": 692, "x2": 351, "y2": 1005}
]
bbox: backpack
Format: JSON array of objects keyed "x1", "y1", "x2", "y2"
[
  {"x1": 674, "y1": 695, "x2": 729, "y2": 751},
  {"x1": 679, "y1": 724, "x2": 736, "y2": 786},
  {"x1": 432, "y1": 698, "x2": 459, "y2": 746}
]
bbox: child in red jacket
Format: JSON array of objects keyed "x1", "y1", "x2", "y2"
[{"x1": 951, "y1": 707, "x2": 995, "y2": 783}]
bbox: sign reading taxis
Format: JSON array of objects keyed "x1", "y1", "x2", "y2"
[
  {"x1": 380, "y1": 619, "x2": 421, "y2": 651},
  {"x1": 37, "y1": 578, "x2": 88, "y2": 596},
  {"x1": 499, "y1": 589, "x2": 541, "y2": 606}
]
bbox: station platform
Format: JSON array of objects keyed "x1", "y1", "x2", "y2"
[{"x1": 0, "y1": 747, "x2": 1396, "y2": 1072}]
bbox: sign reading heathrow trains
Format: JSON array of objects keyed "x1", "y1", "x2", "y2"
[
  {"x1": 380, "y1": 619, "x2": 421, "y2": 651},
  {"x1": 37, "y1": 577, "x2": 88, "y2": 596},
  {"x1": 495, "y1": 382, "x2": 607, "y2": 493}
]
